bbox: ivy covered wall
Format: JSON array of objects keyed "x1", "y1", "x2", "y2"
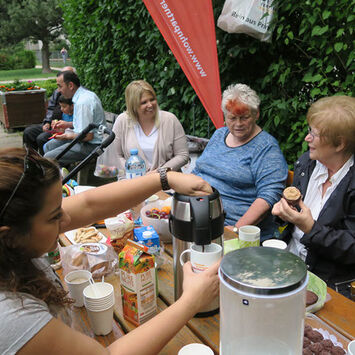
[{"x1": 61, "y1": 0, "x2": 354, "y2": 165}]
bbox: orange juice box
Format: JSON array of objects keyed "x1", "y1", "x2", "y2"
[{"x1": 118, "y1": 239, "x2": 157, "y2": 326}]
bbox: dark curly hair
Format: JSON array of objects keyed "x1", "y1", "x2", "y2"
[{"x1": 0, "y1": 148, "x2": 71, "y2": 306}]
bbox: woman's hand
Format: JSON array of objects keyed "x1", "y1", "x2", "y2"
[
  {"x1": 272, "y1": 198, "x2": 314, "y2": 234},
  {"x1": 167, "y1": 172, "x2": 213, "y2": 196},
  {"x1": 181, "y1": 260, "x2": 220, "y2": 314}
]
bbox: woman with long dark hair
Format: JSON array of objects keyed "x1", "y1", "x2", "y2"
[{"x1": 0, "y1": 147, "x2": 219, "y2": 354}]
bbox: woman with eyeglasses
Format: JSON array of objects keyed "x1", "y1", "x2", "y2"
[
  {"x1": 0, "y1": 147, "x2": 219, "y2": 354},
  {"x1": 272, "y1": 95, "x2": 355, "y2": 298},
  {"x1": 193, "y1": 83, "x2": 288, "y2": 241}
]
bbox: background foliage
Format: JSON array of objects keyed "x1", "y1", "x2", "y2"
[
  {"x1": 61, "y1": 0, "x2": 354, "y2": 165},
  {"x1": 0, "y1": 48, "x2": 36, "y2": 70},
  {"x1": 0, "y1": 0, "x2": 64, "y2": 73}
]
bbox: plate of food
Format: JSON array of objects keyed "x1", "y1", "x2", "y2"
[
  {"x1": 304, "y1": 313, "x2": 350, "y2": 354},
  {"x1": 65, "y1": 226, "x2": 107, "y2": 245},
  {"x1": 306, "y1": 271, "x2": 328, "y2": 313}
]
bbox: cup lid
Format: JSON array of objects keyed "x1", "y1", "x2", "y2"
[{"x1": 220, "y1": 247, "x2": 307, "y2": 295}]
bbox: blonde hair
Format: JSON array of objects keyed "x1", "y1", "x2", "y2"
[
  {"x1": 221, "y1": 83, "x2": 260, "y2": 118},
  {"x1": 307, "y1": 96, "x2": 355, "y2": 154},
  {"x1": 125, "y1": 80, "x2": 159, "y2": 124}
]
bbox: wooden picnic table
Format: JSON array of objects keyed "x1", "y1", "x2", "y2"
[{"x1": 58, "y1": 191, "x2": 355, "y2": 353}]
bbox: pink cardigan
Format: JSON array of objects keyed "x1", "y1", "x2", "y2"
[{"x1": 112, "y1": 110, "x2": 189, "y2": 172}]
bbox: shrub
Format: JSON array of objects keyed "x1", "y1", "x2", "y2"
[
  {"x1": 34, "y1": 79, "x2": 57, "y2": 98},
  {"x1": 0, "y1": 53, "x2": 14, "y2": 70},
  {"x1": 12, "y1": 50, "x2": 36, "y2": 69}
]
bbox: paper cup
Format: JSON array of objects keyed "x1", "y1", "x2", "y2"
[
  {"x1": 83, "y1": 282, "x2": 114, "y2": 307},
  {"x1": 83, "y1": 282, "x2": 115, "y2": 335},
  {"x1": 178, "y1": 343, "x2": 214, "y2": 355},
  {"x1": 86, "y1": 305, "x2": 114, "y2": 336},
  {"x1": 64, "y1": 270, "x2": 91, "y2": 307},
  {"x1": 348, "y1": 340, "x2": 355, "y2": 355},
  {"x1": 238, "y1": 225, "x2": 260, "y2": 248},
  {"x1": 262, "y1": 239, "x2": 287, "y2": 250}
]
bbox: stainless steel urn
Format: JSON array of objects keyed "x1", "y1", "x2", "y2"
[{"x1": 169, "y1": 187, "x2": 225, "y2": 316}]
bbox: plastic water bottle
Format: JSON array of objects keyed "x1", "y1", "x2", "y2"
[{"x1": 125, "y1": 148, "x2": 146, "y2": 179}]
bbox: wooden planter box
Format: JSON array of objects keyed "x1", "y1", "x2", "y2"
[{"x1": 0, "y1": 89, "x2": 46, "y2": 130}]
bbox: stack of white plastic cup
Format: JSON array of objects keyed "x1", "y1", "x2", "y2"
[{"x1": 83, "y1": 282, "x2": 115, "y2": 335}]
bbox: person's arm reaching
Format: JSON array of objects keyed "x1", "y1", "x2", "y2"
[
  {"x1": 18, "y1": 260, "x2": 220, "y2": 355},
  {"x1": 61, "y1": 171, "x2": 212, "y2": 232}
]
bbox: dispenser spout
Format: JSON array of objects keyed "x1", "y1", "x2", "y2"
[{"x1": 190, "y1": 196, "x2": 212, "y2": 245}]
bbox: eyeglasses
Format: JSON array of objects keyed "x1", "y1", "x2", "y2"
[
  {"x1": 0, "y1": 146, "x2": 45, "y2": 221},
  {"x1": 226, "y1": 114, "x2": 252, "y2": 122},
  {"x1": 307, "y1": 126, "x2": 320, "y2": 139}
]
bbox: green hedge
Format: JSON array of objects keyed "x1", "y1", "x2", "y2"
[
  {"x1": 35, "y1": 79, "x2": 58, "y2": 98},
  {"x1": 61, "y1": 0, "x2": 355, "y2": 165},
  {"x1": 0, "y1": 49, "x2": 36, "y2": 70}
]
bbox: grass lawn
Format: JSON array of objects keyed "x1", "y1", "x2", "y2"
[
  {"x1": 0, "y1": 68, "x2": 59, "y2": 81},
  {"x1": 43, "y1": 58, "x2": 73, "y2": 68}
]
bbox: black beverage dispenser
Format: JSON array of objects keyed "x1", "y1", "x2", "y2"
[{"x1": 169, "y1": 187, "x2": 225, "y2": 316}]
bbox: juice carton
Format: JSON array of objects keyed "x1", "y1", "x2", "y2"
[
  {"x1": 134, "y1": 225, "x2": 160, "y2": 255},
  {"x1": 118, "y1": 239, "x2": 157, "y2": 326}
]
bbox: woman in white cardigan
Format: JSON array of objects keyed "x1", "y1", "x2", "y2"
[{"x1": 112, "y1": 80, "x2": 189, "y2": 174}]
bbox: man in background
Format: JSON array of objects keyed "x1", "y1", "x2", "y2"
[
  {"x1": 22, "y1": 66, "x2": 75, "y2": 155},
  {"x1": 43, "y1": 71, "x2": 105, "y2": 167}
]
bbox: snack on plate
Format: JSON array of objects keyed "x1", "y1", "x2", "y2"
[
  {"x1": 283, "y1": 186, "x2": 301, "y2": 206},
  {"x1": 306, "y1": 290, "x2": 319, "y2": 307},
  {"x1": 74, "y1": 227, "x2": 102, "y2": 244},
  {"x1": 303, "y1": 321, "x2": 346, "y2": 355}
]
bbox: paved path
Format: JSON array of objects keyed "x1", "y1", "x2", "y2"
[{"x1": 0, "y1": 124, "x2": 23, "y2": 149}]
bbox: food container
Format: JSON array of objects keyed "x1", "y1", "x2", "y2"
[
  {"x1": 305, "y1": 313, "x2": 350, "y2": 351},
  {"x1": 219, "y1": 247, "x2": 308, "y2": 355},
  {"x1": 140, "y1": 198, "x2": 172, "y2": 243}
]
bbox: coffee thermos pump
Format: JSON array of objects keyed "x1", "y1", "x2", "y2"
[{"x1": 169, "y1": 187, "x2": 225, "y2": 316}]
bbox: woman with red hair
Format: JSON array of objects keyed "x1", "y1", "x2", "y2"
[{"x1": 193, "y1": 83, "x2": 288, "y2": 241}]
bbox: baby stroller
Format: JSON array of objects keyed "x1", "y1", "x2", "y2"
[{"x1": 55, "y1": 123, "x2": 115, "y2": 185}]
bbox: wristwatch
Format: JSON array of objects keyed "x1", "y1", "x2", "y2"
[
  {"x1": 158, "y1": 167, "x2": 172, "y2": 191},
  {"x1": 233, "y1": 226, "x2": 238, "y2": 234}
]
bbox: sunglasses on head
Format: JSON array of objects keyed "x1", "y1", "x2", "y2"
[{"x1": 0, "y1": 146, "x2": 45, "y2": 221}]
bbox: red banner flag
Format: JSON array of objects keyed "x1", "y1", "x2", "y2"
[{"x1": 143, "y1": 0, "x2": 224, "y2": 129}]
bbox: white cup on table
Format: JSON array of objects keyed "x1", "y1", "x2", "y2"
[
  {"x1": 64, "y1": 270, "x2": 92, "y2": 307},
  {"x1": 262, "y1": 239, "x2": 287, "y2": 250},
  {"x1": 179, "y1": 243, "x2": 222, "y2": 273},
  {"x1": 348, "y1": 340, "x2": 355, "y2": 355},
  {"x1": 178, "y1": 343, "x2": 214, "y2": 355},
  {"x1": 238, "y1": 225, "x2": 260, "y2": 248}
]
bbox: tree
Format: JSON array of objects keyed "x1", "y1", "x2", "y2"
[{"x1": 0, "y1": 0, "x2": 64, "y2": 73}]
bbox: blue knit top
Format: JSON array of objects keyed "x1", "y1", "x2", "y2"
[{"x1": 193, "y1": 127, "x2": 288, "y2": 240}]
